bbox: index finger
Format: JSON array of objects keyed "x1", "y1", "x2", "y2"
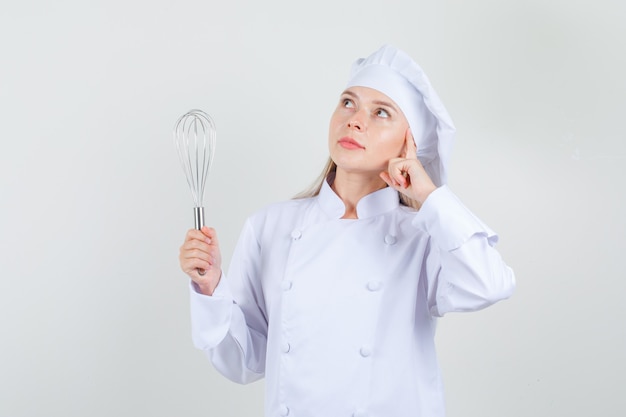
[
  {"x1": 404, "y1": 128, "x2": 418, "y2": 160},
  {"x1": 185, "y1": 228, "x2": 209, "y2": 243}
]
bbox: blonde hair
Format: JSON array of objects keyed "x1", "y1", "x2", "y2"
[
  {"x1": 293, "y1": 157, "x2": 336, "y2": 199},
  {"x1": 294, "y1": 157, "x2": 420, "y2": 210}
]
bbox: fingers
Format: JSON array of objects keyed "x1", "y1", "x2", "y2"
[
  {"x1": 380, "y1": 158, "x2": 410, "y2": 189},
  {"x1": 379, "y1": 171, "x2": 402, "y2": 190},
  {"x1": 200, "y1": 226, "x2": 219, "y2": 245},
  {"x1": 185, "y1": 226, "x2": 218, "y2": 244},
  {"x1": 180, "y1": 227, "x2": 222, "y2": 275},
  {"x1": 180, "y1": 239, "x2": 215, "y2": 262},
  {"x1": 403, "y1": 128, "x2": 418, "y2": 160},
  {"x1": 179, "y1": 246, "x2": 212, "y2": 275},
  {"x1": 380, "y1": 130, "x2": 438, "y2": 206},
  {"x1": 381, "y1": 129, "x2": 418, "y2": 190}
]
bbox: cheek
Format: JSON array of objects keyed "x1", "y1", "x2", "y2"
[
  {"x1": 376, "y1": 130, "x2": 405, "y2": 157},
  {"x1": 327, "y1": 115, "x2": 339, "y2": 153},
  {"x1": 328, "y1": 112, "x2": 338, "y2": 133},
  {"x1": 327, "y1": 118, "x2": 336, "y2": 146},
  {"x1": 328, "y1": 112, "x2": 347, "y2": 140},
  {"x1": 329, "y1": 110, "x2": 345, "y2": 129},
  {"x1": 390, "y1": 124, "x2": 410, "y2": 155}
]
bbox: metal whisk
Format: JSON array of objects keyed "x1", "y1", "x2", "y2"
[{"x1": 173, "y1": 108, "x2": 217, "y2": 243}]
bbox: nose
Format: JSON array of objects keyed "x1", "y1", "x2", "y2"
[{"x1": 347, "y1": 117, "x2": 363, "y2": 131}]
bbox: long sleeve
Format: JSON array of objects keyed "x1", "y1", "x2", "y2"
[
  {"x1": 412, "y1": 186, "x2": 516, "y2": 317},
  {"x1": 189, "y1": 219, "x2": 268, "y2": 384}
]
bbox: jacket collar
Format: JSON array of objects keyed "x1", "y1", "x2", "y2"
[{"x1": 317, "y1": 173, "x2": 400, "y2": 219}]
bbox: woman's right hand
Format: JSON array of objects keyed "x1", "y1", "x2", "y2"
[{"x1": 179, "y1": 226, "x2": 222, "y2": 296}]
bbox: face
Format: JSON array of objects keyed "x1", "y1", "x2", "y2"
[{"x1": 328, "y1": 86, "x2": 409, "y2": 176}]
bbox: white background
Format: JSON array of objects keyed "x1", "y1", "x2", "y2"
[{"x1": 1, "y1": 0, "x2": 625, "y2": 416}]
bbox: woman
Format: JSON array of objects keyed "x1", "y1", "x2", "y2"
[{"x1": 179, "y1": 45, "x2": 515, "y2": 417}]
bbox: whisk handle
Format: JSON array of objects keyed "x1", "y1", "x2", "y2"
[
  {"x1": 194, "y1": 206, "x2": 205, "y2": 231},
  {"x1": 194, "y1": 206, "x2": 207, "y2": 276}
]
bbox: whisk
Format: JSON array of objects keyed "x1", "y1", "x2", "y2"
[{"x1": 174, "y1": 109, "x2": 217, "y2": 274}]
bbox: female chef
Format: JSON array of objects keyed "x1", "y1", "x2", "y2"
[{"x1": 179, "y1": 45, "x2": 515, "y2": 417}]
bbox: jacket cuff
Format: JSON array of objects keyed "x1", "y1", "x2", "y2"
[{"x1": 189, "y1": 275, "x2": 233, "y2": 350}]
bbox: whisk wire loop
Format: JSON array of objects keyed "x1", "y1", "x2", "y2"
[{"x1": 173, "y1": 109, "x2": 216, "y2": 219}]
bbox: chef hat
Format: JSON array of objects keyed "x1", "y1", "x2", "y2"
[{"x1": 345, "y1": 44, "x2": 456, "y2": 186}]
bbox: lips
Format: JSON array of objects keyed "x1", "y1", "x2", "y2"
[{"x1": 338, "y1": 137, "x2": 365, "y2": 150}]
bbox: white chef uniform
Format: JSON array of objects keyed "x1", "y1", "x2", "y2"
[{"x1": 189, "y1": 175, "x2": 516, "y2": 417}]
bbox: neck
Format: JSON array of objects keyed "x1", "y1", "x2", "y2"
[{"x1": 331, "y1": 168, "x2": 387, "y2": 219}]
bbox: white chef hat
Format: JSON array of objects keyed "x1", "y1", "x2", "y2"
[{"x1": 345, "y1": 44, "x2": 456, "y2": 186}]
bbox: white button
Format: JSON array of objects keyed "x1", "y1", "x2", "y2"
[
  {"x1": 279, "y1": 404, "x2": 290, "y2": 416},
  {"x1": 359, "y1": 346, "x2": 371, "y2": 357},
  {"x1": 291, "y1": 230, "x2": 302, "y2": 240},
  {"x1": 366, "y1": 281, "x2": 382, "y2": 291},
  {"x1": 353, "y1": 410, "x2": 368, "y2": 417},
  {"x1": 281, "y1": 281, "x2": 293, "y2": 291},
  {"x1": 282, "y1": 343, "x2": 291, "y2": 353},
  {"x1": 384, "y1": 234, "x2": 397, "y2": 245}
]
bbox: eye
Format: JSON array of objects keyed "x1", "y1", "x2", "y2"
[
  {"x1": 342, "y1": 98, "x2": 355, "y2": 108},
  {"x1": 376, "y1": 108, "x2": 390, "y2": 118}
]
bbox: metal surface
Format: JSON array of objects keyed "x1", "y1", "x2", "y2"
[{"x1": 194, "y1": 206, "x2": 205, "y2": 231}]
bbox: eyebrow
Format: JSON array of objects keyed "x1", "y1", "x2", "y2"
[{"x1": 341, "y1": 90, "x2": 400, "y2": 113}]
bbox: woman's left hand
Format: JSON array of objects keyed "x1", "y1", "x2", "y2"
[{"x1": 379, "y1": 128, "x2": 437, "y2": 208}]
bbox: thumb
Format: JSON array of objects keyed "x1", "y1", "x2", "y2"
[{"x1": 200, "y1": 226, "x2": 219, "y2": 245}]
